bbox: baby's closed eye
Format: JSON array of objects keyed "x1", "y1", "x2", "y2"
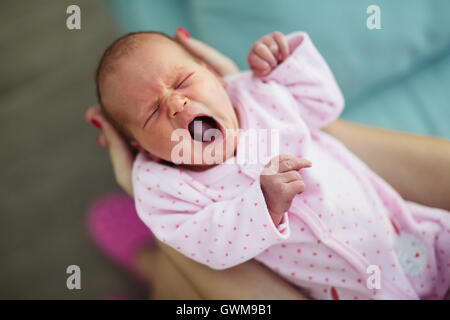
[{"x1": 176, "y1": 72, "x2": 195, "y2": 89}]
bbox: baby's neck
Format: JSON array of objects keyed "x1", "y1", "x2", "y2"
[{"x1": 182, "y1": 163, "x2": 219, "y2": 172}]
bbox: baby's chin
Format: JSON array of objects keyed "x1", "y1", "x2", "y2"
[
  {"x1": 140, "y1": 111, "x2": 239, "y2": 169},
  {"x1": 171, "y1": 136, "x2": 236, "y2": 169}
]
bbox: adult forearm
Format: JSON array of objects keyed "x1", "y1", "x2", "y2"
[
  {"x1": 158, "y1": 240, "x2": 308, "y2": 300},
  {"x1": 322, "y1": 119, "x2": 450, "y2": 210}
]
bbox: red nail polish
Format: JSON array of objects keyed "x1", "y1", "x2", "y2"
[
  {"x1": 91, "y1": 119, "x2": 102, "y2": 129},
  {"x1": 177, "y1": 27, "x2": 190, "y2": 38}
]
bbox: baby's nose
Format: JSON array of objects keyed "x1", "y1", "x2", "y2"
[{"x1": 167, "y1": 94, "x2": 188, "y2": 118}]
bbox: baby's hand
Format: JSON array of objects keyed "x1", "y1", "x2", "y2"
[
  {"x1": 248, "y1": 31, "x2": 290, "y2": 77},
  {"x1": 260, "y1": 155, "x2": 312, "y2": 226}
]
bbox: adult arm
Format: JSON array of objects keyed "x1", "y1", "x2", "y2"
[
  {"x1": 158, "y1": 238, "x2": 308, "y2": 299},
  {"x1": 322, "y1": 119, "x2": 450, "y2": 211}
]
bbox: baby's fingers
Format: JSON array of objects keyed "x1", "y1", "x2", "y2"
[
  {"x1": 272, "y1": 31, "x2": 289, "y2": 61},
  {"x1": 248, "y1": 52, "x2": 271, "y2": 77},
  {"x1": 287, "y1": 180, "x2": 306, "y2": 195},
  {"x1": 296, "y1": 158, "x2": 313, "y2": 170},
  {"x1": 261, "y1": 34, "x2": 280, "y2": 59},
  {"x1": 279, "y1": 157, "x2": 312, "y2": 173},
  {"x1": 279, "y1": 170, "x2": 302, "y2": 183},
  {"x1": 252, "y1": 41, "x2": 278, "y2": 68}
]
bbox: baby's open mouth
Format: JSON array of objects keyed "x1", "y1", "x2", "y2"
[{"x1": 187, "y1": 116, "x2": 221, "y2": 143}]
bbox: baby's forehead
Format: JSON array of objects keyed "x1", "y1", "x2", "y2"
[
  {"x1": 101, "y1": 35, "x2": 187, "y2": 88},
  {"x1": 101, "y1": 34, "x2": 195, "y2": 111},
  {"x1": 112, "y1": 34, "x2": 195, "y2": 78},
  {"x1": 135, "y1": 33, "x2": 176, "y2": 49},
  {"x1": 123, "y1": 33, "x2": 187, "y2": 61}
]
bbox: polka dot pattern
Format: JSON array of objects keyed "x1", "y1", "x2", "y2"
[{"x1": 132, "y1": 32, "x2": 450, "y2": 300}]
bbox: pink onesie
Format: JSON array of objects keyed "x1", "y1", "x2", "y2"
[{"x1": 132, "y1": 32, "x2": 450, "y2": 300}]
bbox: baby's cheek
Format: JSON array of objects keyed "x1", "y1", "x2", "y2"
[
  {"x1": 134, "y1": 129, "x2": 168, "y2": 158},
  {"x1": 201, "y1": 71, "x2": 225, "y2": 94},
  {"x1": 163, "y1": 133, "x2": 193, "y2": 163}
]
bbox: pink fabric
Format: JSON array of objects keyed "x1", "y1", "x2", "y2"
[
  {"x1": 87, "y1": 192, "x2": 154, "y2": 275},
  {"x1": 132, "y1": 32, "x2": 450, "y2": 300}
]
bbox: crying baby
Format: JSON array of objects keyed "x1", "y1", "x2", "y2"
[{"x1": 95, "y1": 31, "x2": 450, "y2": 300}]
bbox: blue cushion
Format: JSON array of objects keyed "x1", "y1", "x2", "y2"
[
  {"x1": 108, "y1": 0, "x2": 191, "y2": 34},
  {"x1": 107, "y1": 0, "x2": 450, "y2": 138},
  {"x1": 342, "y1": 51, "x2": 450, "y2": 139}
]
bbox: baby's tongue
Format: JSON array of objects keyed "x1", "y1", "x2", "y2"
[{"x1": 188, "y1": 116, "x2": 217, "y2": 142}]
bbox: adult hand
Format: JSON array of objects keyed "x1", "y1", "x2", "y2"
[
  {"x1": 174, "y1": 27, "x2": 239, "y2": 76},
  {"x1": 85, "y1": 105, "x2": 134, "y2": 196}
]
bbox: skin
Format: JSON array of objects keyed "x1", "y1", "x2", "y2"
[
  {"x1": 248, "y1": 31, "x2": 290, "y2": 77},
  {"x1": 87, "y1": 29, "x2": 450, "y2": 300},
  {"x1": 101, "y1": 32, "x2": 311, "y2": 226},
  {"x1": 249, "y1": 32, "x2": 313, "y2": 226},
  {"x1": 261, "y1": 155, "x2": 312, "y2": 225},
  {"x1": 100, "y1": 34, "x2": 240, "y2": 171}
]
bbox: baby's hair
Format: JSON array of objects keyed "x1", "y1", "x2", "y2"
[{"x1": 95, "y1": 31, "x2": 195, "y2": 141}]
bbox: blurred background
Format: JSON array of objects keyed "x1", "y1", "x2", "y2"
[{"x1": 1, "y1": 0, "x2": 449, "y2": 299}]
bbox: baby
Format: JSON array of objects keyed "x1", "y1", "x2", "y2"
[{"x1": 95, "y1": 31, "x2": 450, "y2": 300}]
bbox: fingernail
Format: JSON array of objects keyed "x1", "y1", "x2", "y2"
[
  {"x1": 177, "y1": 27, "x2": 190, "y2": 38},
  {"x1": 91, "y1": 119, "x2": 102, "y2": 129}
]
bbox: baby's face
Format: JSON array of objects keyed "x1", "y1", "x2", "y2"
[{"x1": 101, "y1": 35, "x2": 240, "y2": 169}]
